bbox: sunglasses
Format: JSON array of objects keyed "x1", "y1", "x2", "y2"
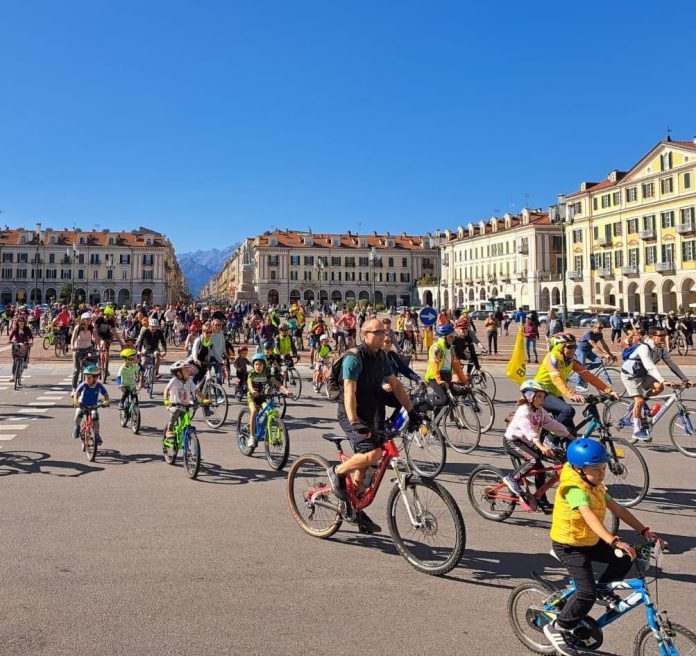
[{"x1": 365, "y1": 329, "x2": 387, "y2": 336}]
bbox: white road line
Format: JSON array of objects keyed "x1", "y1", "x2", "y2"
[
  {"x1": 18, "y1": 408, "x2": 48, "y2": 414},
  {"x1": 28, "y1": 401, "x2": 56, "y2": 407},
  {"x1": 0, "y1": 435, "x2": 17, "y2": 440},
  {"x1": 37, "y1": 395, "x2": 63, "y2": 400},
  {"x1": 0, "y1": 424, "x2": 28, "y2": 430}
]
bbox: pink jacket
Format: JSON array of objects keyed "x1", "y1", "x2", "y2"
[
  {"x1": 524, "y1": 323, "x2": 539, "y2": 339},
  {"x1": 504, "y1": 404, "x2": 569, "y2": 446}
]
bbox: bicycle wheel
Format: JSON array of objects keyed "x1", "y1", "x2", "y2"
[
  {"x1": 119, "y1": 409, "x2": 129, "y2": 428},
  {"x1": 42, "y1": 336, "x2": 51, "y2": 350},
  {"x1": 603, "y1": 366, "x2": 628, "y2": 398},
  {"x1": 14, "y1": 359, "x2": 22, "y2": 390},
  {"x1": 55, "y1": 342, "x2": 63, "y2": 358},
  {"x1": 289, "y1": 367, "x2": 303, "y2": 401},
  {"x1": 277, "y1": 393, "x2": 287, "y2": 419},
  {"x1": 603, "y1": 400, "x2": 634, "y2": 437},
  {"x1": 472, "y1": 370, "x2": 497, "y2": 400},
  {"x1": 130, "y1": 404, "x2": 141, "y2": 435},
  {"x1": 162, "y1": 429, "x2": 178, "y2": 465},
  {"x1": 203, "y1": 382, "x2": 228, "y2": 429},
  {"x1": 265, "y1": 416, "x2": 290, "y2": 470},
  {"x1": 602, "y1": 436, "x2": 649, "y2": 507},
  {"x1": 633, "y1": 621, "x2": 696, "y2": 656},
  {"x1": 386, "y1": 477, "x2": 465, "y2": 576},
  {"x1": 236, "y1": 408, "x2": 256, "y2": 456},
  {"x1": 677, "y1": 336, "x2": 690, "y2": 357},
  {"x1": 467, "y1": 465, "x2": 516, "y2": 521},
  {"x1": 669, "y1": 404, "x2": 696, "y2": 457},
  {"x1": 286, "y1": 453, "x2": 342, "y2": 538},
  {"x1": 82, "y1": 424, "x2": 97, "y2": 462},
  {"x1": 183, "y1": 429, "x2": 201, "y2": 479},
  {"x1": 401, "y1": 418, "x2": 446, "y2": 478},
  {"x1": 507, "y1": 582, "x2": 556, "y2": 654},
  {"x1": 440, "y1": 401, "x2": 481, "y2": 454},
  {"x1": 147, "y1": 367, "x2": 154, "y2": 399},
  {"x1": 470, "y1": 389, "x2": 495, "y2": 434}
]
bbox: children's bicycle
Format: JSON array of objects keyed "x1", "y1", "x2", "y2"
[
  {"x1": 77, "y1": 400, "x2": 108, "y2": 462},
  {"x1": 279, "y1": 357, "x2": 302, "y2": 401},
  {"x1": 236, "y1": 390, "x2": 290, "y2": 470},
  {"x1": 604, "y1": 383, "x2": 696, "y2": 457},
  {"x1": 162, "y1": 403, "x2": 201, "y2": 479},
  {"x1": 508, "y1": 541, "x2": 696, "y2": 655},
  {"x1": 118, "y1": 387, "x2": 141, "y2": 434},
  {"x1": 286, "y1": 430, "x2": 465, "y2": 576}
]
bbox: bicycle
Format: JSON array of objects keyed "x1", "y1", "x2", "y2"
[
  {"x1": 470, "y1": 368, "x2": 497, "y2": 401},
  {"x1": 508, "y1": 541, "x2": 696, "y2": 655},
  {"x1": 668, "y1": 331, "x2": 689, "y2": 357},
  {"x1": 604, "y1": 383, "x2": 696, "y2": 457},
  {"x1": 286, "y1": 429, "x2": 465, "y2": 576},
  {"x1": 237, "y1": 389, "x2": 291, "y2": 470},
  {"x1": 575, "y1": 357, "x2": 627, "y2": 398},
  {"x1": 162, "y1": 402, "x2": 201, "y2": 479},
  {"x1": 98, "y1": 340, "x2": 113, "y2": 382},
  {"x1": 42, "y1": 328, "x2": 56, "y2": 350},
  {"x1": 45, "y1": 328, "x2": 70, "y2": 357},
  {"x1": 424, "y1": 386, "x2": 482, "y2": 455},
  {"x1": 11, "y1": 343, "x2": 30, "y2": 390},
  {"x1": 313, "y1": 356, "x2": 333, "y2": 396},
  {"x1": 76, "y1": 400, "x2": 108, "y2": 462},
  {"x1": 197, "y1": 363, "x2": 229, "y2": 429},
  {"x1": 74, "y1": 349, "x2": 98, "y2": 387},
  {"x1": 118, "y1": 387, "x2": 141, "y2": 434},
  {"x1": 139, "y1": 352, "x2": 157, "y2": 399},
  {"x1": 279, "y1": 357, "x2": 302, "y2": 401}
]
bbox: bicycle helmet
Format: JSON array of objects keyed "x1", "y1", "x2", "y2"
[
  {"x1": 262, "y1": 340, "x2": 275, "y2": 350},
  {"x1": 520, "y1": 380, "x2": 547, "y2": 401},
  {"x1": 148, "y1": 317, "x2": 159, "y2": 327},
  {"x1": 83, "y1": 364, "x2": 101, "y2": 376},
  {"x1": 566, "y1": 438, "x2": 609, "y2": 468},
  {"x1": 120, "y1": 348, "x2": 136, "y2": 358},
  {"x1": 454, "y1": 317, "x2": 469, "y2": 329},
  {"x1": 104, "y1": 306, "x2": 114, "y2": 316},
  {"x1": 251, "y1": 353, "x2": 267, "y2": 364},
  {"x1": 319, "y1": 334, "x2": 329, "y2": 341},
  {"x1": 80, "y1": 312, "x2": 91, "y2": 321},
  {"x1": 238, "y1": 345, "x2": 248, "y2": 352},
  {"x1": 550, "y1": 332, "x2": 576, "y2": 346},
  {"x1": 436, "y1": 324, "x2": 455, "y2": 337},
  {"x1": 169, "y1": 360, "x2": 190, "y2": 374}
]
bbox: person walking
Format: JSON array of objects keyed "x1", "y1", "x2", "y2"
[
  {"x1": 524, "y1": 316, "x2": 539, "y2": 363},
  {"x1": 484, "y1": 312, "x2": 500, "y2": 355},
  {"x1": 609, "y1": 310, "x2": 623, "y2": 344},
  {"x1": 546, "y1": 309, "x2": 564, "y2": 348}
]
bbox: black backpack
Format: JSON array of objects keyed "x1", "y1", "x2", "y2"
[{"x1": 326, "y1": 347, "x2": 365, "y2": 402}]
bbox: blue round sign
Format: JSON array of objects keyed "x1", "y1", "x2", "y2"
[{"x1": 419, "y1": 307, "x2": 437, "y2": 326}]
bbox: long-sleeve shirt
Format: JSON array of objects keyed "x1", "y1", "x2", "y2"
[
  {"x1": 622, "y1": 338, "x2": 687, "y2": 383},
  {"x1": 385, "y1": 351, "x2": 420, "y2": 383},
  {"x1": 504, "y1": 404, "x2": 569, "y2": 445}
]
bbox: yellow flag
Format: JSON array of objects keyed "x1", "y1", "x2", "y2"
[{"x1": 506, "y1": 320, "x2": 526, "y2": 384}]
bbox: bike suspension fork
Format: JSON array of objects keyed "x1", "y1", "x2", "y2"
[{"x1": 391, "y1": 459, "x2": 423, "y2": 528}]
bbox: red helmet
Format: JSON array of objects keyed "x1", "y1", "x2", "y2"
[{"x1": 454, "y1": 317, "x2": 469, "y2": 329}]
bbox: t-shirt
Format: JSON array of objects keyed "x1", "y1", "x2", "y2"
[
  {"x1": 76, "y1": 382, "x2": 108, "y2": 407},
  {"x1": 117, "y1": 363, "x2": 140, "y2": 389},
  {"x1": 342, "y1": 352, "x2": 393, "y2": 381},
  {"x1": 165, "y1": 377, "x2": 198, "y2": 405},
  {"x1": 577, "y1": 330, "x2": 602, "y2": 354},
  {"x1": 565, "y1": 487, "x2": 612, "y2": 509}
]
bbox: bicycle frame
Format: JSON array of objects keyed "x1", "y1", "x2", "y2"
[
  {"x1": 615, "y1": 389, "x2": 685, "y2": 430},
  {"x1": 492, "y1": 462, "x2": 562, "y2": 506},
  {"x1": 253, "y1": 397, "x2": 279, "y2": 441},
  {"x1": 171, "y1": 405, "x2": 194, "y2": 450}
]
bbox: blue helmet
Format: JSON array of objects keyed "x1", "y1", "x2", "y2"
[
  {"x1": 436, "y1": 324, "x2": 455, "y2": 337},
  {"x1": 251, "y1": 353, "x2": 267, "y2": 364},
  {"x1": 566, "y1": 438, "x2": 609, "y2": 468}
]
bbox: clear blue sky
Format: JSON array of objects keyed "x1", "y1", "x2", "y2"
[{"x1": 3, "y1": 1, "x2": 695, "y2": 253}]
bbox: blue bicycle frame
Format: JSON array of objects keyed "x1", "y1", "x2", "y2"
[{"x1": 253, "y1": 397, "x2": 276, "y2": 442}]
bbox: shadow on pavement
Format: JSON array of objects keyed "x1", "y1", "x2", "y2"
[
  {"x1": 0, "y1": 450, "x2": 104, "y2": 477},
  {"x1": 645, "y1": 486, "x2": 696, "y2": 515},
  {"x1": 196, "y1": 461, "x2": 287, "y2": 485}
]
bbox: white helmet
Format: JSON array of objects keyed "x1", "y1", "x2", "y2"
[
  {"x1": 319, "y1": 334, "x2": 329, "y2": 341},
  {"x1": 148, "y1": 318, "x2": 159, "y2": 327},
  {"x1": 169, "y1": 360, "x2": 190, "y2": 374},
  {"x1": 80, "y1": 312, "x2": 91, "y2": 321}
]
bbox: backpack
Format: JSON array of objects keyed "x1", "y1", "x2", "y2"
[
  {"x1": 326, "y1": 347, "x2": 364, "y2": 402},
  {"x1": 621, "y1": 343, "x2": 640, "y2": 361},
  {"x1": 621, "y1": 340, "x2": 647, "y2": 377}
]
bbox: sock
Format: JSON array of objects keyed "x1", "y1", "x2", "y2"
[{"x1": 632, "y1": 417, "x2": 641, "y2": 432}]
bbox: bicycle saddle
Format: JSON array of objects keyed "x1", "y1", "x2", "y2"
[{"x1": 322, "y1": 435, "x2": 347, "y2": 444}]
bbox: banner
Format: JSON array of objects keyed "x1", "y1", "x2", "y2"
[{"x1": 506, "y1": 320, "x2": 526, "y2": 384}]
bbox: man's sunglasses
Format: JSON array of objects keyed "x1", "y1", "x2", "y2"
[{"x1": 365, "y1": 329, "x2": 387, "y2": 336}]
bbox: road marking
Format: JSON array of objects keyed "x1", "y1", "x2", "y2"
[
  {"x1": 37, "y1": 395, "x2": 63, "y2": 400},
  {"x1": 0, "y1": 435, "x2": 17, "y2": 440},
  {"x1": 0, "y1": 424, "x2": 28, "y2": 430},
  {"x1": 28, "y1": 401, "x2": 56, "y2": 407},
  {"x1": 18, "y1": 408, "x2": 48, "y2": 414}
]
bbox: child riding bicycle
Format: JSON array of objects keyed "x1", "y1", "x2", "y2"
[
  {"x1": 72, "y1": 364, "x2": 110, "y2": 444},
  {"x1": 543, "y1": 438, "x2": 665, "y2": 656},
  {"x1": 163, "y1": 360, "x2": 207, "y2": 438},
  {"x1": 246, "y1": 353, "x2": 289, "y2": 448},
  {"x1": 116, "y1": 348, "x2": 141, "y2": 409}
]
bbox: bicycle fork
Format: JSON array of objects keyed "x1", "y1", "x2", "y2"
[{"x1": 391, "y1": 458, "x2": 425, "y2": 528}]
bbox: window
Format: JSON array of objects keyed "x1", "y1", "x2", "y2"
[
  {"x1": 642, "y1": 182, "x2": 654, "y2": 199},
  {"x1": 345, "y1": 272, "x2": 356, "y2": 282},
  {"x1": 290, "y1": 255, "x2": 300, "y2": 266},
  {"x1": 612, "y1": 222, "x2": 622, "y2": 237},
  {"x1": 46, "y1": 269, "x2": 57, "y2": 279},
  {"x1": 107, "y1": 269, "x2": 113, "y2": 280},
  {"x1": 572, "y1": 229, "x2": 583, "y2": 244},
  {"x1": 661, "y1": 152, "x2": 673, "y2": 171},
  {"x1": 661, "y1": 211, "x2": 675, "y2": 228},
  {"x1": 645, "y1": 246, "x2": 657, "y2": 265},
  {"x1": 344, "y1": 257, "x2": 355, "y2": 268},
  {"x1": 552, "y1": 236, "x2": 562, "y2": 251},
  {"x1": 662, "y1": 244, "x2": 674, "y2": 263},
  {"x1": 270, "y1": 270, "x2": 276, "y2": 280},
  {"x1": 387, "y1": 257, "x2": 394, "y2": 268},
  {"x1": 612, "y1": 191, "x2": 620, "y2": 206},
  {"x1": 626, "y1": 187, "x2": 638, "y2": 202},
  {"x1": 660, "y1": 177, "x2": 674, "y2": 194},
  {"x1": 681, "y1": 207, "x2": 695, "y2": 224},
  {"x1": 574, "y1": 255, "x2": 583, "y2": 272},
  {"x1": 31, "y1": 268, "x2": 42, "y2": 279},
  {"x1": 402, "y1": 257, "x2": 408, "y2": 268},
  {"x1": 78, "y1": 254, "x2": 85, "y2": 264},
  {"x1": 400, "y1": 273, "x2": 410, "y2": 282},
  {"x1": 359, "y1": 257, "x2": 369, "y2": 267},
  {"x1": 91, "y1": 254, "x2": 101, "y2": 265},
  {"x1": 268, "y1": 255, "x2": 279, "y2": 267},
  {"x1": 593, "y1": 226, "x2": 599, "y2": 240},
  {"x1": 142, "y1": 254, "x2": 153, "y2": 266},
  {"x1": 386, "y1": 272, "x2": 396, "y2": 282},
  {"x1": 627, "y1": 218, "x2": 639, "y2": 234},
  {"x1": 614, "y1": 250, "x2": 623, "y2": 268},
  {"x1": 2, "y1": 253, "x2": 13, "y2": 263},
  {"x1": 303, "y1": 255, "x2": 314, "y2": 266},
  {"x1": 683, "y1": 240, "x2": 696, "y2": 262},
  {"x1": 331, "y1": 256, "x2": 341, "y2": 266},
  {"x1": 643, "y1": 215, "x2": 656, "y2": 230},
  {"x1": 303, "y1": 270, "x2": 312, "y2": 281},
  {"x1": 628, "y1": 248, "x2": 639, "y2": 267},
  {"x1": 16, "y1": 268, "x2": 27, "y2": 279},
  {"x1": 331, "y1": 271, "x2": 341, "y2": 281},
  {"x1": 289, "y1": 270, "x2": 298, "y2": 281},
  {"x1": 571, "y1": 201, "x2": 582, "y2": 215},
  {"x1": 18, "y1": 253, "x2": 28, "y2": 263},
  {"x1": 685, "y1": 172, "x2": 692, "y2": 189},
  {"x1": 49, "y1": 253, "x2": 55, "y2": 264},
  {"x1": 122, "y1": 270, "x2": 128, "y2": 279},
  {"x1": 78, "y1": 269, "x2": 84, "y2": 280},
  {"x1": 601, "y1": 194, "x2": 610, "y2": 208},
  {"x1": 593, "y1": 197, "x2": 598, "y2": 211},
  {"x1": 143, "y1": 270, "x2": 154, "y2": 280},
  {"x1": 93, "y1": 269, "x2": 99, "y2": 280},
  {"x1": 1, "y1": 268, "x2": 12, "y2": 279}
]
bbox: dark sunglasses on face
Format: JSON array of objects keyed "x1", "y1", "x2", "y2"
[{"x1": 365, "y1": 329, "x2": 386, "y2": 336}]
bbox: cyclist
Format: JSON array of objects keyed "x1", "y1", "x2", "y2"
[
  {"x1": 208, "y1": 318, "x2": 227, "y2": 383},
  {"x1": 380, "y1": 317, "x2": 402, "y2": 353},
  {"x1": 335, "y1": 307, "x2": 357, "y2": 348},
  {"x1": 233, "y1": 345, "x2": 251, "y2": 395},
  {"x1": 163, "y1": 360, "x2": 207, "y2": 439},
  {"x1": 308, "y1": 314, "x2": 326, "y2": 366},
  {"x1": 116, "y1": 348, "x2": 141, "y2": 410},
  {"x1": 312, "y1": 334, "x2": 334, "y2": 392},
  {"x1": 94, "y1": 305, "x2": 124, "y2": 380},
  {"x1": 382, "y1": 333, "x2": 420, "y2": 388},
  {"x1": 136, "y1": 317, "x2": 167, "y2": 380},
  {"x1": 503, "y1": 380, "x2": 569, "y2": 513},
  {"x1": 575, "y1": 319, "x2": 615, "y2": 392},
  {"x1": 534, "y1": 333, "x2": 618, "y2": 436},
  {"x1": 452, "y1": 317, "x2": 483, "y2": 376},
  {"x1": 246, "y1": 353, "x2": 289, "y2": 448},
  {"x1": 70, "y1": 312, "x2": 98, "y2": 391},
  {"x1": 8, "y1": 315, "x2": 34, "y2": 382},
  {"x1": 620, "y1": 326, "x2": 689, "y2": 441},
  {"x1": 543, "y1": 438, "x2": 665, "y2": 656},
  {"x1": 187, "y1": 322, "x2": 215, "y2": 384},
  {"x1": 401, "y1": 310, "x2": 418, "y2": 358},
  {"x1": 664, "y1": 310, "x2": 678, "y2": 339},
  {"x1": 274, "y1": 324, "x2": 298, "y2": 366},
  {"x1": 53, "y1": 305, "x2": 73, "y2": 344},
  {"x1": 423, "y1": 323, "x2": 469, "y2": 407},
  {"x1": 72, "y1": 364, "x2": 110, "y2": 444},
  {"x1": 326, "y1": 317, "x2": 418, "y2": 534},
  {"x1": 679, "y1": 311, "x2": 694, "y2": 347}
]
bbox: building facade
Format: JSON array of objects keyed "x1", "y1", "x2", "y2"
[
  {"x1": 0, "y1": 225, "x2": 187, "y2": 307},
  {"x1": 201, "y1": 229, "x2": 438, "y2": 308},
  {"x1": 562, "y1": 137, "x2": 696, "y2": 314}
]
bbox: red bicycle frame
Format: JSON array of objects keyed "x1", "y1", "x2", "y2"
[{"x1": 490, "y1": 462, "x2": 562, "y2": 504}]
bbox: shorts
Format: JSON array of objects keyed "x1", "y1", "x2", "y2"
[
  {"x1": 247, "y1": 394, "x2": 267, "y2": 410},
  {"x1": 337, "y1": 411, "x2": 381, "y2": 454},
  {"x1": 621, "y1": 373, "x2": 657, "y2": 398}
]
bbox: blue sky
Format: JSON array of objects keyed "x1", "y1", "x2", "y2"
[{"x1": 2, "y1": 1, "x2": 696, "y2": 253}]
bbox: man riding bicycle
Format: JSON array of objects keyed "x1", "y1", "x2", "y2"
[
  {"x1": 575, "y1": 320, "x2": 615, "y2": 392},
  {"x1": 136, "y1": 317, "x2": 167, "y2": 379},
  {"x1": 94, "y1": 306, "x2": 124, "y2": 379},
  {"x1": 423, "y1": 323, "x2": 472, "y2": 407}
]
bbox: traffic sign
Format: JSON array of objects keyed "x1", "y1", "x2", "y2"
[{"x1": 419, "y1": 307, "x2": 437, "y2": 326}]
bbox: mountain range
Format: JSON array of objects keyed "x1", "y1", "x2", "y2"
[{"x1": 177, "y1": 243, "x2": 239, "y2": 297}]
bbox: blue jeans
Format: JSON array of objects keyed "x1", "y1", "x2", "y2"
[
  {"x1": 543, "y1": 393, "x2": 576, "y2": 436},
  {"x1": 575, "y1": 350, "x2": 604, "y2": 387},
  {"x1": 524, "y1": 338, "x2": 538, "y2": 361}
]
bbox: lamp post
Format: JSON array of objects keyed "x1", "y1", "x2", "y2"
[
  {"x1": 34, "y1": 222, "x2": 43, "y2": 306},
  {"x1": 315, "y1": 257, "x2": 324, "y2": 311},
  {"x1": 368, "y1": 247, "x2": 376, "y2": 308},
  {"x1": 549, "y1": 194, "x2": 576, "y2": 324},
  {"x1": 105, "y1": 255, "x2": 115, "y2": 304},
  {"x1": 67, "y1": 244, "x2": 80, "y2": 310}
]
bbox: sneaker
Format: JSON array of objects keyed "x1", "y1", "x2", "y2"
[
  {"x1": 313, "y1": 385, "x2": 319, "y2": 393},
  {"x1": 575, "y1": 385, "x2": 589, "y2": 393},
  {"x1": 597, "y1": 590, "x2": 622, "y2": 609},
  {"x1": 356, "y1": 511, "x2": 381, "y2": 534},
  {"x1": 543, "y1": 621, "x2": 580, "y2": 656},
  {"x1": 165, "y1": 431, "x2": 175, "y2": 438},
  {"x1": 95, "y1": 435, "x2": 103, "y2": 445},
  {"x1": 247, "y1": 435, "x2": 258, "y2": 449},
  {"x1": 502, "y1": 474, "x2": 524, "y2": 496},
  {"x1": 326, "y1": 465, "x2": 348, "y2": 502},
  {"x1": 632, "y1": 429, "x2": 652, "y2": 442},
  {"x1": 72, "y1": 427, "x2": 80, "y2": 439},
  {"x1": 537, "y1": 497, "x2": 554, "y2": 515}
]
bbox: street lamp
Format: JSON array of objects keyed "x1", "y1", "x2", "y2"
[
  {"x1": 315, "y1": 257, "x2": 324, "y2": 311},
  {"x1": 105, "y1": 255, "x2": 115, "y2": 304},
  {"x1": 66, "y1": 244, "x2": 80, "y2": 310},
  {"x1": 549, "y1": 194, "x2": 576, "y2": 324},
  {"x1": 368, "y1": 247, "x2": 376, "y2": 308}
]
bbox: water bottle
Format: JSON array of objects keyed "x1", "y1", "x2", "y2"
[
  {"x1": 392, "y1": 407, "x2": 409, "y2": 431},
  {"x1": 649, "y1": 403, "x2": 662, "y2": 418}
]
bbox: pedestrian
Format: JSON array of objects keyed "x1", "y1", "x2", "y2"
[
  {"x1": 503, "y1": 311, "x2": 512, "y2": 336},
  {"x1": 484, "y1": 312, "x2": 500, "y2": 355},
  {"x1": 680, "y1": 311, "x2": 694, "y2": 347},
  {"x1": 609, "y1": 310, "x2": 623, "y2": 344},
  {"x1": 546, "y1": 309, "x2": 564, "y2": 348},
  {"x1": 524, "y1": 316, "x2": 539, "y2": 363},
  {"x1": 513, "y1": 306, "x2": 526, "y2": 324}
]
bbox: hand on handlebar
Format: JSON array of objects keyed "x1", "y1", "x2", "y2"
[
  {"x1": 102, "y1": 400, "x2": 110, "y2": 408},
  {"x1": 611, "y1": 537, "x2": 637, "y2": 561},
  {"x1": 609, "y1": 391, "x2": 621, "y2": 400},
  {"x1": 571, "y1": 394, "x2": 586, "y2": 404},
  {"x1": 640, "y1": 527, "x2": 668, "y2": 547},
  {"x1": 539, "y1": 444, "x2": 555, "y2": 458},
  {"x1": 164, "y1": 399, "x2": 171, "y2": 406}
]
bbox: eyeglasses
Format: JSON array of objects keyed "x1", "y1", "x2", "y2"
[
  {"x1": 365, "y1": 329, "x2": 387, "y2": 336},
  {"x1": 564, "y1": 345, "x2": 577, "y2": 351}
]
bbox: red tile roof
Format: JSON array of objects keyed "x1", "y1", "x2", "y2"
[
  {"x1": 255, "y1": 230, "x2": 434, "y2": 251},
  {"x1": 0, "y1": 227, "x2": 170, "y2": 248}
]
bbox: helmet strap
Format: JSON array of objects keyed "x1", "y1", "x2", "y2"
[{"x1": 575, "y1": 466, "x2": 598, "y2": 487}]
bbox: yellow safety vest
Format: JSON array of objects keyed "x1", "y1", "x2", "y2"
[
  {"x1": 534, "y1": 345, "x2": 574, "y2": 397},
  {"x1": 424, "y1": 338, "x2": 452, "y2": 382}
]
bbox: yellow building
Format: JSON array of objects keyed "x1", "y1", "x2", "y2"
[{"x1": 563, "y1": 136, "x2": 696, "y2": 313}]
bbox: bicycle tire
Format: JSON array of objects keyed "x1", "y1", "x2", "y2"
[
  {"x1": 467, "y1": 465, "x2": 516, "y2": 521},
  {"x1": 603, "y1": 366, "x2": 628, "y2": 398},
  {"x1": 119, "y1": 409, "x2": 129, "y2": 428},
  {"x1": 202, "y1": 382, "x2": 228, "y2": 429},
  {"x1": 633, "y1": 621, "x2": 696, "y2": 656},
  {"x1": 147, "y1": 366, "x2": 154, "y2": 399},
  {"x1": 162, "y1": 429, "x2": 178, "y2": 465},
  {"x1": 677, "y1": 336, "x2": 690, "y2": 358},
  {"x1": 42, "y1": 336, "x2": 51, "y2": 350},
  {"x1": 236, "y1": 408, "x2": 256, "y2": 456},
  {"x1": 602, "y1": 400, "x2": 633, "y2": 437},
  {"x1": 668, "y1": 405, "x2": 696, "y2": 457},
  {"x1": 401, "y1": 418, "x2": 446, "y2": 479},
  {"x1": 55, "y1": 342, "x2": 63, "y2": 359},
  {"x1": 472, "y1": 370, "x2": 497, "y2": 400},
  {"x1": 183, "y1": 429, "x2": 201, "y2": 479},
  {"x1": 278, "y1": 393, "x2": 287, "y2": 419},
  {"x1": 386, "y1": 477, "x2": 465, "y2": 576},
  {"x1": 130, "y1": 404, "x2": 141, "y2": 435},
  {"x1": 83, "y1": 424, "x2": 97, "y2": 462},
  {"x1": 508, "y1": 582, "x2": 556, "y2": 654},
  {"x1": 286, "y1": 367, "x2": 302, "y2": 401},
  {"x1": 470, "y1": 389, "x2": 495, "y2": 434},
  {"x1": 287, "y1": 453, "x2": 343, "y2": 538},
  {"x1": 265, "y1": 416, "x2": 290, "y2": 470},
  {"x1": 602, "y1": 436, "x2": 649, "y2": 507},
  {"x1": 440, "y1": 401, "x2": 481, "y2": 454}
]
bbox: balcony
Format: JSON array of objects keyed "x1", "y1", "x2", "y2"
[
  {"x1": 465, "y1": 279, "x2": 474, "y2": 285},
  {"x1": 516, "y1": 271, "x2": 527, "y2": 281},
  {"x1": 677, "y1": 222, "x2": 696, "y2": 235},
  {"x1": 656, "y1": 261, "x2": 675, "y2": 274},
  {"x1": 640, "y1": 228, "x2": 656, "y2": 240},
  {"x1": 598, "y1": 267, "x2": 614, "y2": 279},
  {"x1": 597, "y1": 235, "x2": 611, "y2": 247},
  {"x1": 568, "y1": 270, "x2": 583, "y2": 281},
  {"x1": 517, "y1": 244, "x2": 528, "y2": 255},
  {"x1": 621, "y1": 265, "x2": 639, "y2": 277}
]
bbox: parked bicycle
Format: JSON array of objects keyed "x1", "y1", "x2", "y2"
[
  {"x1": 162, "y1": 402, "x2": 202, "y2": 479},
  {"x1": 237, "y1": 389, "x2": 291, "y2": 470},
  {"x1": 508, "y1": 541, "x2": 696, "y2": 655},
  {"x1": 286, "y1": 429, "x2": 465, "y2": 576}
]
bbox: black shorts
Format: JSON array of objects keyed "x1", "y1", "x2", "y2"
[{"x1": 337, "y1": 413, "x2": 381, "y2": 454}]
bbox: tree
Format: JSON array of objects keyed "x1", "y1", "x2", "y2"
[{"x1": 59, "y1": 284, "x2": 72, "y2": 303}]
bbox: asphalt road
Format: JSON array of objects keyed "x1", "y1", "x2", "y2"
[{"x1": 1, "y1": 359, "x2": 695, "y2": 656}]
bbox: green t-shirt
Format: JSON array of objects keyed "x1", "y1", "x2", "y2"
[
  {"x1": 118, "y1": 363, "x2": 140, "y2": 389},
  {"x1": 342, "y1": 352, "x2": 393, "y2": 381},
  {"x1": 565, "y1": 486, "x2": 612, "y2": 509},
  {"x1": 318, "y1": 344, "x2": 332, "y2": 358}
]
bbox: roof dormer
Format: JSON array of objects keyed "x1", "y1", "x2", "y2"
[
  {"x1": 491, "y1": 218, "x2": 498, "y2": 232},
  {"x1": 457, "y1": 225, "x2": 465, "y2": 239}
]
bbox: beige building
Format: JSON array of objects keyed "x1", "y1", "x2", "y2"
[
  {"x1": 561, "y1": 136, "x2": 696, "y2": 313},
  {"x1": 201, "y1": 229, "x2": 438, "y2": 308},
  {"x1": 0, "y1": 225, "x2": 187, "y2": 307}
]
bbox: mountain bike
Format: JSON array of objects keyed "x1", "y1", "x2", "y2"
[
  {"x1": 197, "y1": 364, "x2": 228, "y2": 429},
  {"x1": 42, "y1": 328, "x2": 57, "y2": 350},
  {"x1": 286, "y1": 430, "x2": 465, "y2": 576},
  {"x1": 508, "y1": 541, "x2": 696, "y2": 655},
  {"x1": 236, "y1": 390, "x2": 291, "y2": 470},
  {"x1": 76, "y1": 400, "x2": 108, "y2": 462},
  {"x1": 11, "y1": 343, "x2": 31, "y2": 390},
  {"x1": 604, "y1": 383, "x2": 696, "y2": 457},
  {"x1": 279, "y1": 357, "x2": 302, "y2": 401},
  {"x1": 118, "y1": 387, "x2": 141, "y2": 434},
  {"x1": 426, "y1": 386, "x2": 482, "y2": 454},
  {"x1": 668, "y1": 331, "x2": 689, "y2": 357},
  {"x1": 575, "y1": 357, "x2": 627, "y2": 398},
  {"x1": 45, "y1": 328, "x2": 69, "y2": 357},
  {"x1": 162, "y1": 402, "x2": 201, "y2": 479}
]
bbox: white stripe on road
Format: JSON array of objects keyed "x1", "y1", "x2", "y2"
[
  {"x1": 28, "y1": 401, "x2": 56, "y2": 407},
  {"x1": 0, "y1": 435, "x2": 17, "y2": 440},
  {"x1": 18, "y1": 408, "x2": 48, "y2": 414},
  {"x1": 37, "y1": 395, "x2": 64, "y2": 400},
  {"x1": 0, "y1": 425, "x2": 28, "y2": 430}
]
